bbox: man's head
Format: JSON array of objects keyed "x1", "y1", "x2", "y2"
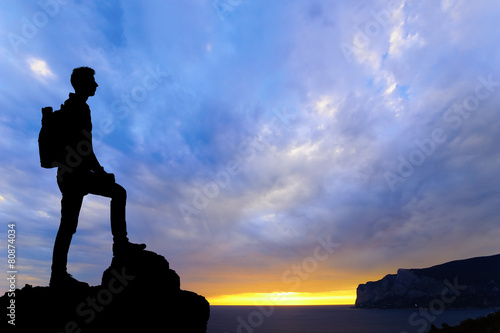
[{"x1": 71, "y1": 67, "x2": 98, "y2": 97}]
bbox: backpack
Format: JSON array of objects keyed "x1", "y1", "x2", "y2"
[{"x1": 38, "y1": 105, "x2": 67, "y2": 168}]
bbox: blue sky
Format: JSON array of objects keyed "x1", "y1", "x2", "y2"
[{"x1": 1, "y1": 0, "x2": 500, "y2": 304}]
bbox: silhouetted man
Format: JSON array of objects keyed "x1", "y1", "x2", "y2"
[{"x1": 50, "y1": 67, "x2": 146, "y2": 288}]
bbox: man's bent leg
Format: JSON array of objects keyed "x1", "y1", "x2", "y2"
[
  {"x1": 88, "y1": 179, "x2": 129, "y2": 243},
  {"x1": 88, "y1": 176, "x2": 145, "y2": 256},
  {"x1": 52, "y1": 193, "x2": 83, "y2": 274}
]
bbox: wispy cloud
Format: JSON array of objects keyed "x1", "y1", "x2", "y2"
[{"x1": 27, "y1": 57, "x2": 55, "y2": 81}]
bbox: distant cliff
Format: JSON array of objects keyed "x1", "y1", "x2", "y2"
[
  {"x1": 0, "y1": 250, "x2": 210, "y2": 332},
  {"x1": 355, "y1": 254, "x2": 500, "y2": 309}
]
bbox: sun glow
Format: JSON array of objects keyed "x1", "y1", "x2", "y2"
[{"x1": 209, "y1": 290, "x2": 356, "y2": 306}]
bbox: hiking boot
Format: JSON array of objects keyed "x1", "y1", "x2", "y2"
[
  {"x1": 50, "y1": 271, "x2": 89, "y2": 289},
  {"x1": 113, "y1": 241, "x2": 146, "y2": 257}
]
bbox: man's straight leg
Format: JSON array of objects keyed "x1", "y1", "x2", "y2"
[{"x1": 52, "y1": 192, "x2": 83, "y2": 275}]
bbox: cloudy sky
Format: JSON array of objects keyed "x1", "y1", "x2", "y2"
[{"x1": 1, "y1": 0, "x2": 500, "y2": 305}]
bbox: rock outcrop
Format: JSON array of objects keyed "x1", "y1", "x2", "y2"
[
  {"x1": 355, "y1": 253, "x2": 500, "y2": 309},
  {"x1": 428, "y1": 310, "x2": 500, "y2": 332},
  {"x1": 1, "y1": 250, "x2": 210, "y2": 332}
]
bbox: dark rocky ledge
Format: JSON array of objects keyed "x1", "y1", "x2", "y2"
[
  {"x1": 427, "y1": 310, "x2": 500, "y2": 332},
  {"x1": 1, "y1": 250, "x2": 210, "y2": 332}
]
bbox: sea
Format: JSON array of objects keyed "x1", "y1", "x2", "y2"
[{"x1": 207, "y1": 305, "x2": 497, "y2": 333}]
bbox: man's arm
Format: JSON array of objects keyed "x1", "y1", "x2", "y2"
[
  {"x1": 87, "y1": 150, "x2": 103, "y2": 173},
  {"x1": 87, "y1": 149, "x2": 115, "y2": 182}
]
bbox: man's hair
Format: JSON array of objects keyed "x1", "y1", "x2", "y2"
[{"x1": 70, "y1": 66, "x2": 95, "y2": 90}]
